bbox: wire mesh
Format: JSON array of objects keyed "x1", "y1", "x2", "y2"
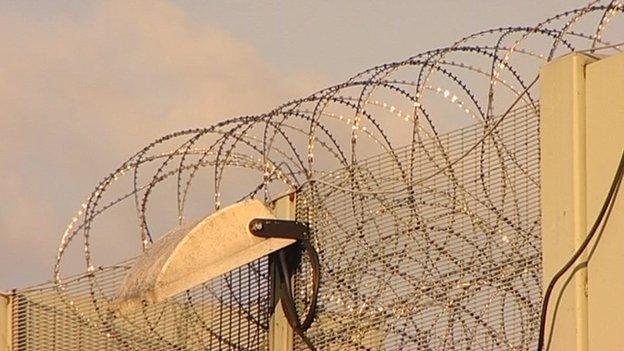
[
  {"x1": 12, "y1": 258, "x2": 270, "y2": 351},
  {"x1": 295, "y1": 104, "x2": 541, "y2": 350}
]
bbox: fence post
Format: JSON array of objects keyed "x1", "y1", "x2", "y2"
[
  {"x1": 268, "y1": 193, "x2": 296, "y2": 351},
  {"x1": 0, "y1": 292, "x2": 12, "y2": 351},
  {"x1": 585, "y1": 52, "x2": 624, "y2": 350},
  {"x1": 539, "y1": 52, "x2": 595, "y2": 351}
]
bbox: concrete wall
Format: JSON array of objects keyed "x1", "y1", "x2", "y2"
[{"x1": 540, "y1": 52, "x2": 624, "y2": 350}]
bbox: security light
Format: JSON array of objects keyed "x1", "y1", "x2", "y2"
[{"x1": 114, "y1": 199, "x2": 296, "y2": 314}]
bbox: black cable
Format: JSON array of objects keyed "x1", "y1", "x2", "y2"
[
  {"x1": 248, "y1": 218, "x2": 320, "y2": 349},
  {"x1": 278, "y1": 247, "x2": 318, "y2": 350},
  {"x1": 276, "y1": 238, "x2": 320, "y2": 350},
  {"x1": 278, "y1": 240, "x2": 320, "y2": 329},
  {"x1": 537, "y1": 150, "x2": 624, "y2": 351}
]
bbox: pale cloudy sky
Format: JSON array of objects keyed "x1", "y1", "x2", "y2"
[{"x1": 0, "y1": 0, "x2": 587, "y2": 289}]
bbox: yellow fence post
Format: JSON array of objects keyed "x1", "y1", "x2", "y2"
[
  {"x1": 269, "y1": 193, "x2": 296, "y2": 351},
  {"x1": 541, "y1": 51, "x2": 624, "y2": 350},
  {"x1": 585, "y1": 53, "x2": 624, "y2": 350},
  {"x1": 0, "y1": 292, "x2": 11, "y2": 351},
  {"x1": 539, "y1": 52, "x2": 595, "y2": 351}
]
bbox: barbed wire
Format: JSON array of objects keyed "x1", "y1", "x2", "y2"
[{"x1": 45, "y1": 2, "x2": 624, "y2": 350}]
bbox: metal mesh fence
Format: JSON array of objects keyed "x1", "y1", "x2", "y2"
[
  {"x1": 7, "y1": 2, "x2": 624, "y2": 349},
  {"x1": 11, "y1": 258, "x2": 270, "y2": 351},
  {"x1": 294, "y1": 104, "x2": 541, "y2": 350},
  {"x1": 9, "y1": 104, "x2": 540, "y2": 351}
]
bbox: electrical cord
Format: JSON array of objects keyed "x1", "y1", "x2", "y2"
[{"x1": 537, "y1": 150, "x2": 624, "y2": 351}]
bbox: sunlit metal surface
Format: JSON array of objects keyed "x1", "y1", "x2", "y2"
[{"x1": 295, "y1": 104, "x2": 540, "y2": 350}]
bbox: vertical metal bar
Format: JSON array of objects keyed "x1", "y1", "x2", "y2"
[
  {"x1": 268, "y1": 193, "x2": 296, "y2": 351},
  {"x1": 585, "y1": 52, "x2": 624, "y2": 350},
  {"x1": 0, "y1": 292, "x2": 12, "y2": 351},
  {"x1": 539, "y1": 52, "x2": 595, "y2": 351}
]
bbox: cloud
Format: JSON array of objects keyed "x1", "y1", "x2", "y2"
[{"x1": 0, "y1": 0, "x2": 322, "y2": 288}]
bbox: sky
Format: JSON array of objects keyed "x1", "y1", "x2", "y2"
[{"x1": 0, "y1": 0, "x2": 590, "y2": 289}]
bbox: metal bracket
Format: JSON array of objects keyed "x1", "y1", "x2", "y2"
[
  {"x1": 250, "y1": 218, "x2": 307, "y2": 288},
  {"x1": 249, "y1": 218, "x2": 309, "y2": 241}
]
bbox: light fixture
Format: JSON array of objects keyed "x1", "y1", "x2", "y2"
[{"x1": 114, "y1": 199, "x2": 297, "y2": 314}]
